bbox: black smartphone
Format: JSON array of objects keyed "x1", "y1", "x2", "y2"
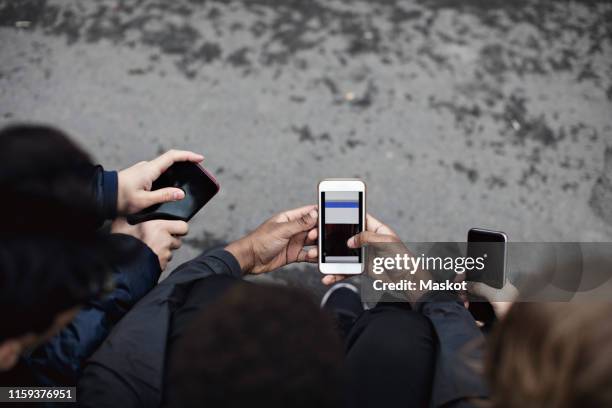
[
  {"x1": 467, "y1": 228, "x2": 507, "y2": 289},
  {"x1": 466, "y1": 228, "x2": 508, "y2": 325},
  {"x1": 127, "y1": 162, "x2": 219, "y2": 225}
]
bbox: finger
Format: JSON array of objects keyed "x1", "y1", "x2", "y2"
[
  {"x1": 158, "y1": 255, "x2": 168, "y2": 271},
  {"x1": 347, "y1": 231, "x2": 397, "y2": 248},
  {"x1": 307, "y1": 228, "x2": 318, "y2": 242},
  {"x1": 454, "y1": 272, "x2": 467, "y2": 283},
  {"x1": 321, "y1": 275, "x2": 335, "y2": 285},
  {"x1": 170, "y1": 238, "x2": 182, "y2": 250},
  {"x1": 467, "y1": 281, "x2": 497, "y2": 301},
  {"x1": 321, "y1": 275, "x2": 346, "y2": 286},
  {"x1": 139, "y1": 187, "x2": 185, "y2": 208},
  {"x1": 304, "y1": 228, "x2": 317, "y2": 246},
  {"x1": 307, "y1": 247, "x2": 318, "y2": 259},
  {"x1": 365, "y1": 214, "x2": 397, "y2": 236},
  {"x1": 160, "y1": 220, "x2": 189, "y2": 236},
  {"x1": 296, "y1": 249, "x2": 318, "y2": 263},
  {"x1": 149, "y1": 150, "x2": 205, "y2": 178},
  {"x1": 275, "y1": 204, "x2": 317, "y2": 223},
  {"x1": 365, "y1": 214, "x2": 384, "y2": 231},
  {"x1": 159, "y1": 253, "x2": 172, "y2": 271},
  {"x1": 279, "y1": 209, "x2": 318, "y2": 237}
]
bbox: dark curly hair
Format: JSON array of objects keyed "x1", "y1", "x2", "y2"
[
  {"x1": 164, "y1": 283, "x2": 345, "y2": 408},
  {"x1": 0, "y1": 124, "x2": 114, "y2": 341}
]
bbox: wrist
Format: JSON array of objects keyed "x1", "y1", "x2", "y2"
[
  {"x1": 116, "y1": 171, "x2": 129, "y2": 213},
  {"x1": 491, "y1": 302, "x2": 513, "y2": 319},
  {"x1": 225, "y1": 238, "x2": 255, "y2": 274}
]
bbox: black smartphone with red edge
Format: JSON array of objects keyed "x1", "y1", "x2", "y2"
[{"x1": 127, "y1": 162, "x2": 219, "y2": 225}]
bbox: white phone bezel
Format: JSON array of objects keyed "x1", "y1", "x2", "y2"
[{"x1": 318, "y1": 179, "x2": 366, "y2": 275}]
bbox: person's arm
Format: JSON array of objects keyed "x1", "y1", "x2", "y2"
[
  {"x1": 165, "y1": 247, "x2": 243, "y2": 283},
  {"x1": 78, "y1": 205, "x2": 319, "y2": 407},
  {"x1": 416, "y1": 291, "x2": 489, "y2": 407},
  {"x1": 77, "y1": 248, "x2": 243, "y2": 407}
]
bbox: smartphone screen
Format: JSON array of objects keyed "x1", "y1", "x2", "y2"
[
  {"x1": 127, "y1": 162, "x2": 219, "y2": 224},
  {"x1": 466, "y1": 228, "x2": 507, "y2": 289},
  {"x1": 320, "y1": 191, "x2": 363, "y2": 263},
  {"x1": 154, "y1": 163, "x2": 218, "y2": 220}
]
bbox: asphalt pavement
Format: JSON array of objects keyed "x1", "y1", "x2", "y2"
[{"x1": 1, "y1": 0, "x2": 611, "y2": 296}]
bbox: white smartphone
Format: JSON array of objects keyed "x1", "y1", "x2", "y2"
[{"x1": 318, "y1": 179, "x2": 366, "y2": 275}]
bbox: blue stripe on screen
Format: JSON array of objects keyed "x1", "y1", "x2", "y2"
[{"x1": 325, "y1": 201, "x2": 359, "y2": 208}]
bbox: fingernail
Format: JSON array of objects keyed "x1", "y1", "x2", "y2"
[
  {"x1": 347, "y1": 237, "x2": 355, "y2": 248},
  {"x1": 173, "y1": 190, "x2": 184, "y2": 200},
  {"x1": 309, "y1": 210, "x2": 318, "y2": 219}
]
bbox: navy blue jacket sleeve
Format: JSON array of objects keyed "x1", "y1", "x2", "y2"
[
  {"x1": 91, "y1": 165, "x2": 118, "y2": 223},
  {"x1": 22, "y1": 234, "x2": 161, "y2": 386},
  {"x1": 416, "y1": 291, "x2": 489, "y2": 408}
]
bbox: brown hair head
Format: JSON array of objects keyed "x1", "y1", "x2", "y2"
[{"x1": 487, "y1": 303, "x2": 612, "y2": 408}]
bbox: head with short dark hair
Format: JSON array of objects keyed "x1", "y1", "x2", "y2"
[
  {"x1": 165, "y1": 284, "x2": 344, "y2": 408},
  {"x1": 0, "y1": 124, "x2": 100, "y2": 236},
  {"x1": 0, "y1": 124, "x2": 113, "y2": 353}
]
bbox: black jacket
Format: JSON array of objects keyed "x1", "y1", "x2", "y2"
[
  {"x1": 78, "y1": 252, "x2": 487, "y2": 408},
  {"x1": 77, "y1": 249, "x2": 242, "y2": 408}
]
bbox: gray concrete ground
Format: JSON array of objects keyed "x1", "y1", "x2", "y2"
[{"x1": 1, "y1": 0, "x2": 611, "y2": 296}]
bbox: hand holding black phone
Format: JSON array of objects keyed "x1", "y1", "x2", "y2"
[{"x1": 127, "y1": 162, "x2": 219, "y2": 225}]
